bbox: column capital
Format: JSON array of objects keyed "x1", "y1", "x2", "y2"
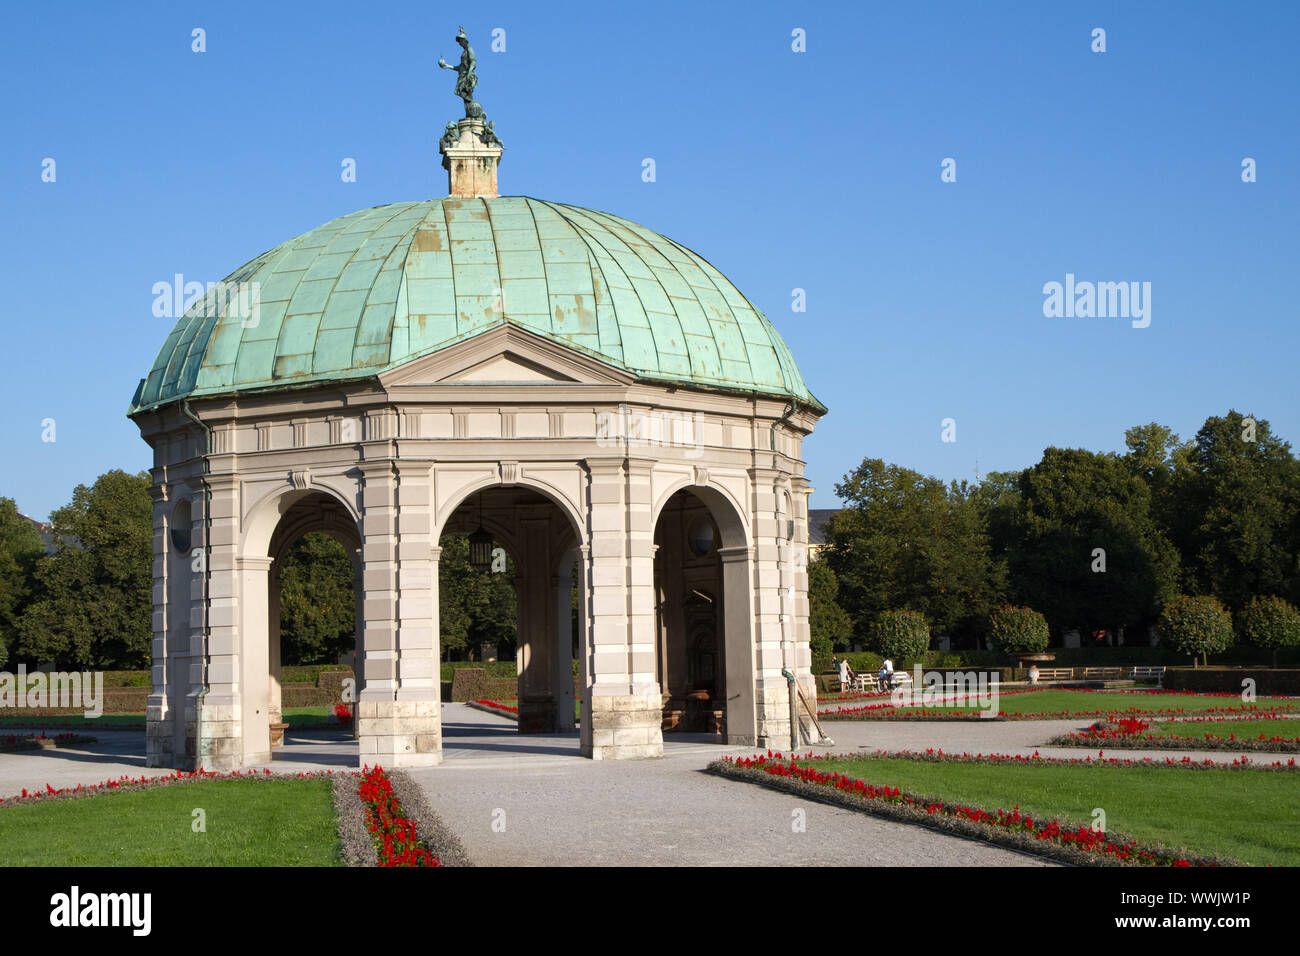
[{"x1": 718, "y1": 545, "x2": 753, "y2": 564}]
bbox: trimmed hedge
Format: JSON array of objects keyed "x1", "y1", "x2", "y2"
[
  {"x1": 449, "y1": 669, "x2": 518, "y2": 702},
  {"x1": 1160, "y1": 595, "x2": 1234, "y2": 665},
  {"x1": 870, "y1": 610, "x2": 931, "y2": 661},
  {"x1": 988, "y1": 605, "x2": 1049, "y2": 655},
  {"x1": 281, "y1": 665, "x2": 351, "y2": 685},
  {"x1": 1163, "y1": 667, "x2": 1300, "y2": 697},
  {"x1": 439, "y1": 661, "x2": 517, "y2": 682}
]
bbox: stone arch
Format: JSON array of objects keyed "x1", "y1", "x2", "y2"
[
  {"x1": 652, "y1": 483, "x2": 757, "y2": 745},
  {"x1": 236, "y1": 484, "x2": 364, "y2": 765},
  {"x1": 651, "y1": 478, "x2": 751, "y2": 549},
  {"x1": 432, "y1": 473, "x2": 587, "y2": 738},
  {"x1": 433, "y1": 472, "x2": 586, "y2": 548},
  {"x1": 242, "y1": 481, "x2": 362, "y2": 561}
]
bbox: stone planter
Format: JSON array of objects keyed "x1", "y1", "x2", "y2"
[{"x1": 269, "y1": 722, "x2": 289, "y2": 747}]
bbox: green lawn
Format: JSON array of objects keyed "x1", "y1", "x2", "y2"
[
  {"x1": 820, "y1": 688, "x2": 1294, "y2": 717},
  {"x1": 1148, "y1": 718, "x2": 1300, "y2": 741},
  {"x1": 0, "y1": 777, "x2": 341, "y2": 866},
  {"x1": 815, "y1": 755, "x2": 1300, "y2": 866}
]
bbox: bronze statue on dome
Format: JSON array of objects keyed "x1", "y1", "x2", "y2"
[{"x1": 438, "y1": 26, "x2": 481, "y2": 118}]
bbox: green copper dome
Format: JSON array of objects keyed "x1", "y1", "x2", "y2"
[{"x1": 129, "y1": 196, "x2": 823, "y2": 414}]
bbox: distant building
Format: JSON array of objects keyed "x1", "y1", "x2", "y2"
[
  {"x1": 807, "y1": 508, "x2": 841, "y2": 561},
  {"x1": 18, "y1": 513, "x2": 55, "y2": 554}
]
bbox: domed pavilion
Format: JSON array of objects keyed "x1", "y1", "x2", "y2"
[{"x1": 129, "y1": 36, "x2": 827, "y2": 770}]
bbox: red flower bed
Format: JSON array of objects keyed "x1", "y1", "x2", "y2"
[
  {"x1": 334, "y1": 704, "x2": 353, "y2": 726},
  {"x1": 1067, "y1": 716, "x2": 1300, "y2": 750},
  {"x1": 720, "y1": 750, "x2": 1208, "y2": 865},
  {"x1": 472, "y1": 698, "x2": 519, "y2": 715},
  {"x1": 357, "y1": 766, "x2": 439, "y2": 867}
]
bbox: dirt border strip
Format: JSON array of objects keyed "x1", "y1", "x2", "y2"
[
  {"x1": 389, "y1": 770, "x2": 473, "y2": 867},
  {"x1": 331, "y1": 772, "x2": 373, "y2": 866}
]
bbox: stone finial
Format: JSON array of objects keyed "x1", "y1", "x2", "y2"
[{"x1": 440, "y1": 117, "x2": 504, "y2": 198}]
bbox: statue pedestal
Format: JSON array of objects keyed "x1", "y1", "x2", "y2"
[{"x1": 441, "y1": 118, "x2": 503, "y2": 198}]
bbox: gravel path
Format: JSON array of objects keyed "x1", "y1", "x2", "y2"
[{"x1": 406, "y1": 705, "x2": 1054, "y2": 867}]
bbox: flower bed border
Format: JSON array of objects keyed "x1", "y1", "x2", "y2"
[
  {"x1": 0, "y1": 733, "x2": 95, "y2": 753},
  {"x1": 1053, "y1": 719, "x2": 1300, "y2": 753},
  {"x1": 467, "y1": 699, "x2": 518, "y2": 720},
  {"x1": 708, "y1": 751, "x2": 1245, "y2": 867}
]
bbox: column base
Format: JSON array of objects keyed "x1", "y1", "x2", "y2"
[
  {"x1": 583, "y1": 691, "x2": 664, "y2": 759},
  {"x1": 186, "y1": 696, "x2": 243, "y2": 772},
  {"x1": 518, "y1": 695, "x2": 557, "y2": 734},
  {"x1": 357, "y1": 697, "x2": 442, "y2": 767}
]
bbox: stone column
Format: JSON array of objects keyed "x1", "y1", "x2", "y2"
[
  {"x1": 790, "y1": 476, "x2": 820, "y2": 736},
  {"x1": 748, "y1": 467, "x2": 792, "y2": 747},
  {"x1": 237, "y1": 555, "x2": 274, "y2": 765},
  {"x1": 145, "y1": 482, "x2": 169, "y2": 767},
  {"x1": 552, "y1": 559, "x2": 576, "y2": 733},
  {"x1": 582, "y1": 457, "x2": 663, "y2": 759},
  {"x1": 719, "y1": 544, "x2": 758, "y2": 745},
  {"x1": 268, "y1": 561, "x2": 283, "y2": 742},
  {"x1": 357, "y1": 460, "x2": 399, "y2": 764},
  {"x1": 516, "y1": 509, "x2": 557, "y2": 733},
  {"x1": 191, "y1": 471, "x2": 243, "y2": 771},
  {"x1": 357, "y1": 458, "x2": 442, "y2": 767}
]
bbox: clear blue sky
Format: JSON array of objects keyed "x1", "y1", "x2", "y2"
[{"x1": 2, "y1": 0, "x2": 1296, "y2": 520}]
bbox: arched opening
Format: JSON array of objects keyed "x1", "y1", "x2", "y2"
[
  {"x1": 438, "y1": 484, "x2": 586, "y2": 751},
  {"x1": 241, "y1": 489, "x2": 363, "y2": 766},
  {"x1": 653, "y1": 487, "x2": 756, "y2": 745}
]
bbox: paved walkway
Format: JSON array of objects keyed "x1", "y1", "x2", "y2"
[
  {"x1": 1, "y1": 706, "x2": 1282, "y2": 866},
  {"x1": 408, "y1": 705, "x2": 1054, "y2": 866}
]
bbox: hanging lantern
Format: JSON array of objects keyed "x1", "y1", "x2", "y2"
[
  {"x1": 469, "y1": 526, "x2": 494, "y2": 571},
  {"x1": 468, "y1": 492, "x2": 493, "y2": 571}
]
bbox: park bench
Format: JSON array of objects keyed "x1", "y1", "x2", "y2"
[
  {"x1": 1129, "y1": 665, "x2": 1166, "y2": 685},
  {"x1": 851, "y1": 674, "x2": 876, "y2": 693},
  {"x1": 1081, "y1": 666, "x2": 1126, "y2": 680},
  {"x1": 1032, "y1": 667, "x2": 1073, "y2": 681}
]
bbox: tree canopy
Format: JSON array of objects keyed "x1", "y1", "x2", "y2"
[
  {"x1": 823, "y1": 459, "x2": 1004, "y2": 644},
  {"x1": 16, "y1": 470, "x2": 153, "y2": 669}
]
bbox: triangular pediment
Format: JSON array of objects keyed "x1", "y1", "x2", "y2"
[
  {"x1": 444, "y1": 352, "x2": 578, "y2": 383},
  {"x1": 380, "y1": 323, "x2": 635, "y2": 388}
]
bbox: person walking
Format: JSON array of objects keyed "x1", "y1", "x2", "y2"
[{"x1": 839, "y1": 656, "x2": 855, "y2": 693}]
